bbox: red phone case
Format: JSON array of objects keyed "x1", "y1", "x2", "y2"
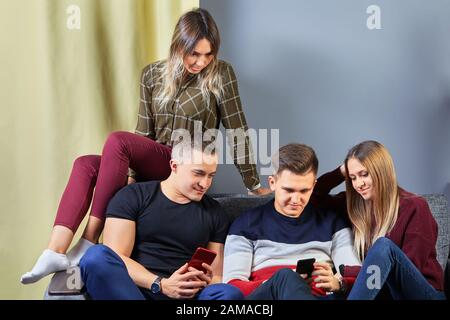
[{"x1": 187, "y1": 247, "x2": 217, "y2": 273}]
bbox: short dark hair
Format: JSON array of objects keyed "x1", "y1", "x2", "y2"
[
  {"x1": 171, "y1": 137, "x2": 217, "y2": 163},
  {"x1": 272, "y1": 143, "x2": 318, "y2": 176}
]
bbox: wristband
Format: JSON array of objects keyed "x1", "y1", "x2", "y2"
[{"x1": 334, "y1": 274, "x2": 347, "y2": 295}]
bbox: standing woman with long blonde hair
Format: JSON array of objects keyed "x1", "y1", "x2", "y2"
[
  {"x1": 22, "y1": 8, "x2": 270, "y2": 284},
  {"x1": 312, "y1": 140, "x2": 445, "y2": 299}
]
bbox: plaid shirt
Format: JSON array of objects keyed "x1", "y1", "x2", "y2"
[{"x1": 133, "y1": 60, "x2": 260, "y2": 190}]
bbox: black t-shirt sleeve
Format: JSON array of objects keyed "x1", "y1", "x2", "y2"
[
  {"x1": 106, "y1": 184, "x2": 143, "y2": 221},
  {"x1": 209, "y1": 203, "x2": 232, "y2": 244}
]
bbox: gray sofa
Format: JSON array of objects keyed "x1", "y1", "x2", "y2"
[{"x1": 44, "y1": 193, "x2": 450, "y2": 300}]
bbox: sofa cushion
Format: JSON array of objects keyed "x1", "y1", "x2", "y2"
[
  {"x1": 421, "y1": 194, "x2": 450, "y2": 271},
  {"x1": 210, "y1": 193, "x2": 273, "y2": 221}
]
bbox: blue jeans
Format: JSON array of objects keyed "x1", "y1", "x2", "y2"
[
  {"x1": 246, "y1": 268, "x2": 340, "y2": 300},
  {"x1": 80, "y1": 244, "x2": 244, "y2": 300},
  {"x1": 348, "y1": 237, "x2": 446, "y2": 300}
]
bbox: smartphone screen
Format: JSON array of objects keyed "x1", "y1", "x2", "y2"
[{"x1": 296, "y1": 258, "x2": 316, "y2": 276}]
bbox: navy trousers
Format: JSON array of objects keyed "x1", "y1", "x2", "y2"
[
  {"x1": 80, "y1": 244, "x2": 244, "y2": 300},
  {"x1": 348, "y1": 237, "x2": 446, "y2": 300}
]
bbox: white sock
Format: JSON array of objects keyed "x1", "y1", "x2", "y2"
[
  {"x1": 20, "y1": 249, "x2": 70, "y2": 284},
  {"x1": 66, "y1": 238, "x2": 95, "y2": 267}
]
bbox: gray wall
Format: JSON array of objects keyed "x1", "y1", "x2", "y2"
[{"x1": 202, "y1": 0, "x2": 450, "y2": 200}]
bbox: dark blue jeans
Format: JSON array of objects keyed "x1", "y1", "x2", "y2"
[
  {"x1": 246, "y1": 268, "x2": 340, "y2": 300},
  {"x1": 80, "y1": 244, "x2": 244, "y2": 300},
  {"x1": 348, "y1": 237, "x2": 446, "y2": 300}
]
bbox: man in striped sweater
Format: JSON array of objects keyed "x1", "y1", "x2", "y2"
[{"x1": 223, "y1": 143, "x2": 361, "y2": 299}]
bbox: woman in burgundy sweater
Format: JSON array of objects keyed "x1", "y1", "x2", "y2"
[{"x1": 312, "y1": 140, "x2": 445, "y2": 299}]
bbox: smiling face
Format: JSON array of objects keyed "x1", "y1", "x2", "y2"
[
  {"x1": 269, "y1": 169, "x2": 316, "y2": 218},
  {"x1": 347, "y1": 157, "x2": 375, "y2": 201},
  {"x1": 183, "y1": 38, "x2": 214, "y2": 74},
  {"x1": 171, "y1": 149, "x2": 218, "y2": 202}
]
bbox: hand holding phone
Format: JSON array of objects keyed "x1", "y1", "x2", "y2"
[
  {"x1": 296, "y1": 258, "x2": 316, "y2": 277},
  {"x1": 187, "y1": 247, "x2": 217, "y2": 274}
]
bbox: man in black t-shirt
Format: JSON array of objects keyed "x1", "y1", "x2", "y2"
[{"x1": 79, "y1": 140, "x2": 244, "y2": 300}]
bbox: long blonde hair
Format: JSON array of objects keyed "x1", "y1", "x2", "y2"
[
  {"x1": 344, "y1": 141, "x2": 400, "y2": 261},
  {"x1": 157, "y1": 8, "x2": 224, "y2": 107}
]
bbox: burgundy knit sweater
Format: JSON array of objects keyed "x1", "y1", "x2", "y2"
[{"x1": 311, "y1": 167, "x2": 444, "y2": 291}]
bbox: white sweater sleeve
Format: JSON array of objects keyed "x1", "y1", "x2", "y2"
[
  {"x1": 223, "y1": 234, "x2": 254, "y2": 283},
  {"x1": 331, "y1": 227, "x2": 361, "y2": 270}
]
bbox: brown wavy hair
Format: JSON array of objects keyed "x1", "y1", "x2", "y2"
[
  {"x1": 157, "y1": 8, "x2": 224, "y2": 107},
  {"x1": 344, "y1": 140, "x2": 400, "y2": 261}
]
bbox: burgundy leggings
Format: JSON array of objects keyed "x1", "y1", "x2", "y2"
[{"x1": 54, "y1": 131, "x2": 172, "y2": 231}]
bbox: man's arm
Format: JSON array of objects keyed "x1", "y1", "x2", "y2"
[
  {"x1": 103, "y1": 217, "x2": 207, "y2": 299},
  {"x1": 223, "y1": 234, "x2": 263, "y2": 296},
  {"x1": 206, "y1": 242, "x2": 224, "y2": 284},
  {"x1": 103, "y1": 217, "x2": 157, "y2": 289},
  {"x1": 330, "y1": 227, "x2": 362, "y2": 294}
]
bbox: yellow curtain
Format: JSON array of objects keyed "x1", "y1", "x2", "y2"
[{"x1": 0, "y1": 0, "x2": 198, "y2": 299}]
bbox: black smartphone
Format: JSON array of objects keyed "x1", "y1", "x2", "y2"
[{"x1": 296, "y1": 258, "x2": 316, "y2": 276}]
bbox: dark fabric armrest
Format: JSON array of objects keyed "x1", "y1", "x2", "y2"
[{"x1": 47, "y1": 267, "x2": 85, "y2": 296}]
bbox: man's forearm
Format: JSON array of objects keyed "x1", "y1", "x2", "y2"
[{"x1": 118, "y1": 254, "x2": 158, "y2": 289}]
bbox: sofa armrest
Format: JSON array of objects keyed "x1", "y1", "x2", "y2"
[
  {"x1": 43, "y1": 267, "x2": 88, "y2": 300},
  {"x1": 445, "y1": 258, "x2": 450, "y2": 299}
]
